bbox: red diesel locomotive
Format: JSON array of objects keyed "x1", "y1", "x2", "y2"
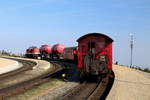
[
  {"x1": 77, "y1": 33, "x2": 113, "y2": 76},
  {"x1": 25, "y1": 46, "x2": 40, "y2": 59}
]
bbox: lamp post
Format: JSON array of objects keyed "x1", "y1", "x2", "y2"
[{"x1": 130, "y1": 34, "x2": 134, "y2": 68}]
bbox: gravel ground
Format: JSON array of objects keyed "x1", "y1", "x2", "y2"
[
  {"x1": 107, "y1": 65, "x2": 150, "y2": 100},
  {"x1": 32, "y1": 81, "x2": 79, "y2": 100},
  {"x1": 8, "y1": 79, "x2": 79, "y2": 100},
  {"x1": 32, "y1": 63, "x2": 80, "y2": 100}
]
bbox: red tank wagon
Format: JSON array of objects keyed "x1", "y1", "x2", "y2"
[
  {"x1": 40, "y1": 44, "x2": 52, "y2": 59},
  {"x1": 51, "y1": 44, "x2": 65, "y2": 59},
  {"x1": 77, "y1": 33, "x2": 113, "y2": 76}
]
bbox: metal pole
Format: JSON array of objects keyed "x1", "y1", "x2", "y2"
[{"x1": 130, "y1": 34, "x2": 133, "y2": 68}]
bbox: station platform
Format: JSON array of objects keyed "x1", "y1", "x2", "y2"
[
  {"x1": 107, "y1": 65, "x2": 150, "y2": 100},
  {"x1": 0, "y1": 58, "x2": 22, "y2": 74}
]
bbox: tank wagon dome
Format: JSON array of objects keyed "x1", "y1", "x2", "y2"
[
  {"x1": 40, "y1": 44, "x2": 52, "y2": 54},
  {"x1": 77, "y1": 33, "x2": 113, "y2": 43},
  {"x1": 52, "y1": 44, "x2": 65, "y2": 54}
]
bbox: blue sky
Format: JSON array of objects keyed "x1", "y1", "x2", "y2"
[{"x1": 0, "y1": 0, "x2": 150, "y2": 68}]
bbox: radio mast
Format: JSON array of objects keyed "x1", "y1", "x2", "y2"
[{"x1": 130, "y1": 34, "x2": 134, "y2": 67}]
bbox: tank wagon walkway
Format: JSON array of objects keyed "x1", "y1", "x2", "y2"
[
  {"x1": 0, "y1": 57, "x2": 22, "y2": 74},
  {"x1": 107, "y1": 65, "x2": 150, "y2": 100}
]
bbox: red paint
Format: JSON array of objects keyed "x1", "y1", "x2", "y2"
[
  {"x1": 73, "y1": 49, "x2": 77, "y2": 55},
  {"x1": 63, "y1": 47, "x2": 77, "y2": 60},
  {"x1": 77, "y1": 33, "x2": 113, "y2": 73},
  {"x1": 52, "y1": 44, "x2": 65, "y2": 54},
  {"x1": 40, "y1": 44, "x2": 52, "y2": 54},
  {"x1": 26, "y1": 46, "x2": 40, "y2": 54},
  {"x1": 77, "y1": 52, "x2": 83, "y2": 69}
]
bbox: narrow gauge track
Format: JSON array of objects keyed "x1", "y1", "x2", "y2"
[
  {"x1": 0, "y1": 59, "x2": 64, "y2": 100},
  {"x1": 61, "y1": 72, "x2": 115, "y2": 100}
]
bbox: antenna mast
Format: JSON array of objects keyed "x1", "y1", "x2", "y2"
[{"x1": 130, "y1": 34, "x2": 134, "y2": 67}]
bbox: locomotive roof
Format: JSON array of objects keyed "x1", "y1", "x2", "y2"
[{"x1": 77, "y1": 33, "x2": 113, "y2": 42}]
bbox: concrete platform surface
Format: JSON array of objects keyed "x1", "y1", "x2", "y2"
[
  {"x1": 0, "y1": 58, "x2": 22, "y2": 74},
  {"x1": 107, "y1": 65, "x2": 150, "y2": 100},
  {"x1": 2, "y1": 56, "x2": 51, "y2": 71}
]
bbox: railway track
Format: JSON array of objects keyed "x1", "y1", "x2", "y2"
[
  {"x1": 61, "y1": 72, "x2": 115, "y2": 100},
  {"x1": 0, "y1": 58, "x2": 115, "y2": 100},
  {"x1": 0, "y1": 58, "x2": 64, "y2": 100}
]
